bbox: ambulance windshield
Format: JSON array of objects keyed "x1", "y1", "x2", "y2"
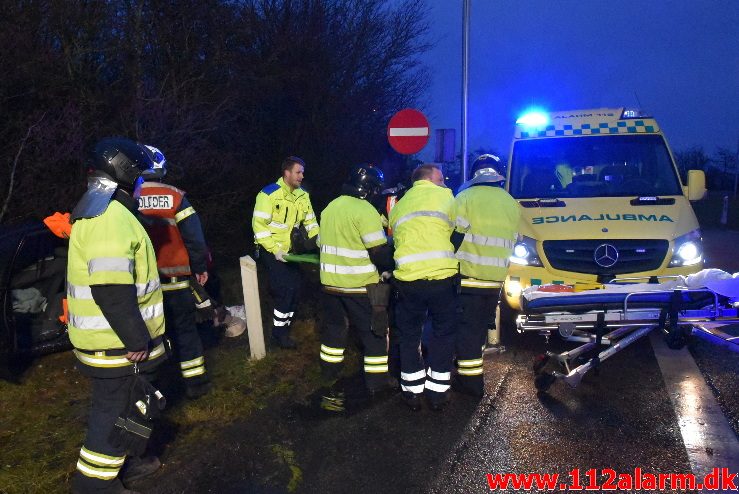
[{"x1": 508, "y1": 134, "x2": 683, "y2": 199}]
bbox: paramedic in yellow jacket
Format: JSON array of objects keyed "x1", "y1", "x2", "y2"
[
  {"x1": 252, "y1": 156, "x2": 319, "y2": 348},
  {"x1": 389, "y1": 164, "x2": 459, "y2": 412},
  {"x1": 452, "y1": 154, "x2": 520, "y2": 397}
]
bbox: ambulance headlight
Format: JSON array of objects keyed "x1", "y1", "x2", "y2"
[
  {"x1": 669, "y1": 230, "x2": 703, "y2": 267},
  {"x1": 510, "y1": 235, "x2": 543, "y2": 267}
]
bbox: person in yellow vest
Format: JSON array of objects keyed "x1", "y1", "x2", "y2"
[
  {"x1": 389, "y1": 164, "x2": 459, "y2": 412},
  {"x1": 252, "y1": 156, "x2": 319, "y2": 349},
  {"x1": 136, "y1": 145, "x2": 211, "y2": 399},
  {"x1": 452, "y1": 154, "x2": 520, "y2": 397},
  {"x1": 68, "y1": 137, "x2": 166, "y2": 493},
  {"x1": 318, "y1": 164, "x2": 395, "y2": 410}
]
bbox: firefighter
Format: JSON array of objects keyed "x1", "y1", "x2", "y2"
[
  {"x1": 318, "y1": 164, "x2": 395, "y2": 410},
  {"x1": 252, "y1": 156, "x2": 319, "y2": 349},
  {"x1": 452, "y1": 154, "x2": 520, "y2": 397},
  {"x1": 136, "y1": 145, "x2": 211, "y2": 399},
  {"x1": 68, "y1": 137, "x2": 166, "y2": 493},
  {"x1": 389, "y1": 164, "x2": 459, "y2": 412}
]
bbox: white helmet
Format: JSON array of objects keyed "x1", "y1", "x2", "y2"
[{"x1": 143, "y1": 144, "x2": 167, "y2": 179}]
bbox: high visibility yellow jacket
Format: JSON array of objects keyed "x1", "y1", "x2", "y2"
[
  {"x1": 252, "y1": 177, "x2": 319, "y2": 254},
  {"x1": 319, "y1": 195, "x2": 387, "y2": 292},
  {"x1": 389, "y1": 180, "x2": 458, "y2": 281},
  {"x1": 454, "y1": 185, "x2": 521, "y2": 289},
  {"x1": 67, "y1": 200, "x2": 166, "y2": 376}
]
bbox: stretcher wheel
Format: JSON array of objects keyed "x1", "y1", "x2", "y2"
[
  {"x1": 534, "y1": 373, "x2": 556, "y2": 392},
  {"x1": 665, "y1": 329, "x2": 688, "y2": 350},
  {"x1": 532, "y1": 354, "x2": 549, "y2": 374}
]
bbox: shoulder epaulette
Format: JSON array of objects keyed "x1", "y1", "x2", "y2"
[{"x1": 261, "y1": 183, "x2": 280, "y2": 195}]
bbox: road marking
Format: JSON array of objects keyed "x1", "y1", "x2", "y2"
[{"x1": 650, "y1": 331, "x2": 739, "y2": 490}]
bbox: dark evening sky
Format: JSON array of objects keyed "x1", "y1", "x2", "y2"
[{"x1": 413, "y1": 0, "x2": 738, "y2": 160}]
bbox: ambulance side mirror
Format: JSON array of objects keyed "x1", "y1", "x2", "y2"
[{"x1": 685, "y1": 170, "x2": 706, "y2": 201}]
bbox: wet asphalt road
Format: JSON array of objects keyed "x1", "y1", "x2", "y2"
[{"x1": 140, "y1": 228, "x2": 738, "y2": 493}]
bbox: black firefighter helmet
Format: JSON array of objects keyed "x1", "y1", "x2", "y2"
[
  {"x1": 342, "y1": 163, "x2": 385, "y2": 201},
  {"x1": 89, "y1": 137, "x2": 156, "y2": 189}
]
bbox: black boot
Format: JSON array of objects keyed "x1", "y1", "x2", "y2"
[
  {"x1": 272, "y1": 333, "x2": 297, "y2": 349},
  {"x1": 120, "y1": 455, "x2": 161, "y2": 485}
]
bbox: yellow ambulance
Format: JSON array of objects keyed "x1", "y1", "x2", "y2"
[{"x1": 504, "y1": 108, "x2": 706, "y2": 311}]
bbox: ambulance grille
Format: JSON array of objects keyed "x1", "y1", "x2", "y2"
[{"x1": 542, "y1": 239, "x2": 669, "y2": 275}]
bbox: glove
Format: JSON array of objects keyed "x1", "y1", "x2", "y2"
[
  {"x1": 366, "y1": 282, "x2": 392, "y2": 337},
  {"x1": 109, "y1": 373, "x2": 166, "y2": 456},
  {"x1": 274, "y1": 250, "x2": 287, "y2": 262}
]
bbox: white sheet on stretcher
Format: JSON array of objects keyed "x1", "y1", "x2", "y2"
[{"x1": 522, "y1": 268, "x2": 739, "y2": 301}]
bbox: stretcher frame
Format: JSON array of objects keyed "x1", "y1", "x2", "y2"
[{"x1": 516, "y1": 280, "x2": 739, "y2": 392}]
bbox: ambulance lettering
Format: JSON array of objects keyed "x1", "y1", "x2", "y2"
[{"x1": 532, "y1": 214, "x2": 673, "y2": 224}]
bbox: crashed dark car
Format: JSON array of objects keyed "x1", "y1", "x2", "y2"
[{"x1": 1, "y1": 221, "x2": 71, "y2": 356}]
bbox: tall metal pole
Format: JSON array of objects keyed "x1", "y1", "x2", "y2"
[{"x1": 461, "y1": 0, "x2": 470, "y2": 182}]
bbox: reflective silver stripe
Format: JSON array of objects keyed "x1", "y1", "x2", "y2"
[
  {"x1": 76, "y1": 461, "x2": 118, "y2": 479},
  {"x1": 322, "y1": 286, "x2": 368, "y2": 294},
  {"x1": 274, "y1": 310, "x2": 294, "y2": 318},
  {"x1": 364, "y1": 355, "x2": 388, "y2": 364},
  {"x1": 320, "y1": 353, "x2": 344, "y2": 363},
  {"x1": 180, "y1": 356, "x2": 205, "y2": 369},
  {"x1": 427, "y1": 368, "x2": 451, "y2": 380},
  {"x1": 361, "y1": 230, "x2": 386, "y2": 244},
  {"x1": 394, "y1": 210, "x2": 453, "y2": 228},
  {"x1": 305, "y1": 213, "x2": 315, "y2": 221},
  {"x1": 70, "y1": 302, "x2": 163, "y2": 330},
  {"x1": 425, "y1": 380, "x2": 450, "y2": 392},
  {"x1": 401, "y1": 369, "x2": 426, "y2": 381},
  {"x1": 148, "y1": 217, "x2": 176, "y2": 226},
  {"x1": 321, "y1": 245, "x2": 369, "y2": 259},
  {"x1": 73, "y1": 343, "x2": 166, "y2": 367},
  {"x1": 273, "y1": 319, "x2": 290, "y2": 326},
  {"x1": 457, "y1": 358, "x2": 483, "y2": 367},
  {"x1": 254, "y1": 231, "x2": 272, "y2": 239},
  {"x1": 182, "y1": 367, "x2": 205, "y2": 378},
  {"x1": 460, "y1": 279, "x2": 503, "y2": 288},
  {"x1": 305, "y1": 222, "x2": 319, "y2": 232},
  {"x1": 320, "y1": 263, "x2": 376, "y2": 274},
  {"x1": 88, "y1": 258, "x2": 133, "y2": 275},
  {"x1": 401, "y1": 384, "x2": 424, "y2": 393},
  {"x1": 456, "y1": 216, "x2": 471, "y2": 229},
  {"x1": 320, "y1": 344, "x2": 344, "y2": 356},
  {"x1": 174, "y1": 206, "x2": 196, "y2": 223},
  {"x1": 365, "y1": 364, "x2": 389, "y2": 373},
  {"x1": 162, "y1": 280, "x2": 190, "y2": 291},
  {"x1": 80, "y1": 448, "x2": 125, "y2": 467},
  {"x1": 463, "y1": 233, "x2": 514, "y2": 249},
  {"x1": 457, "y1": 367, "x2": 483, "y2": 376},
  {"x1": 268, "y1": 221, "x2": 289, "y2": 230},
  {"x1": 160, "y1": 265, "x2": 190, "y2": 275},
  {"x1": 396, "y1": 251, "x2": 455, "y2": 266},
  {"x1": 253, "y1": 210, "x2": 271, "y2": 220},
  {"x1": 456, "y1": 251, "x2": 507, "y2": 267},
  {"x1": 68, "y1": 280, "x2": 161, "y2": 299}
]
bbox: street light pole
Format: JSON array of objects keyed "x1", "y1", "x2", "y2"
[{"x1": 461, "y1": 0, "x2": 470, "y2": 183}]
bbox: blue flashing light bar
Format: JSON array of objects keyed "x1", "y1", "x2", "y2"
[{"x1": 516, "y1": 110, "x2": 549, "y2": 128}]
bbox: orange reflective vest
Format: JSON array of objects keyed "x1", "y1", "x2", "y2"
[
  {"x1": 43, "y1": 212, "x2": 72, "y2": 239},
  {"x1": 137, "y1": 182, "x2": 192, "y2": 277}
]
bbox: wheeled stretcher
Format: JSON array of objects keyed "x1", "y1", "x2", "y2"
[{"x1": 516, "y1": 269, "x2": 739, "y2": 392}]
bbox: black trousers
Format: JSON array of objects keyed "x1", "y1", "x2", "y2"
[
  {"x1": 319, "y1": 292, "x2": 389, "y2": 390},
  {"x1": 394, "y1": 276, "x2": 460, "y2": 401},
  {"x1": 163, "y1": 287, "x2": 208, "y2": 385},
  {"x1": 259, "y1": 250, "x2": 302, "y2": 338},
  {"x1": 71, "y1": 375, "x2": 135, "y2": 493},
  {"x1": 456, "y1": 288, "x2": 500, "y2": 394}
]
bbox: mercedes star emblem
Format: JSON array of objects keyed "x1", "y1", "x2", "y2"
[{"x1": 594, "y1": 243, "x2": 619, "y2": 268}]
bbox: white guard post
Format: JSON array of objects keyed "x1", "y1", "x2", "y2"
[{"x1": 239, "y1": 255, "x2": 266, "y2": 360}]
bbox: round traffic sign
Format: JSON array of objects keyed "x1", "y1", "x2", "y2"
[{"x1": 387, "y1": 109, "x2": 430, "y2": 155}]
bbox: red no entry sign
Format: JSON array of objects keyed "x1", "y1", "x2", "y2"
[{"x1": 387, "y1": 109, "x2": 430, "y2": 155}]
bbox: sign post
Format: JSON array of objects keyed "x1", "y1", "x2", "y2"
[{"x1": 387, "y1": 109, "x2": 430, "y2": 155}]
